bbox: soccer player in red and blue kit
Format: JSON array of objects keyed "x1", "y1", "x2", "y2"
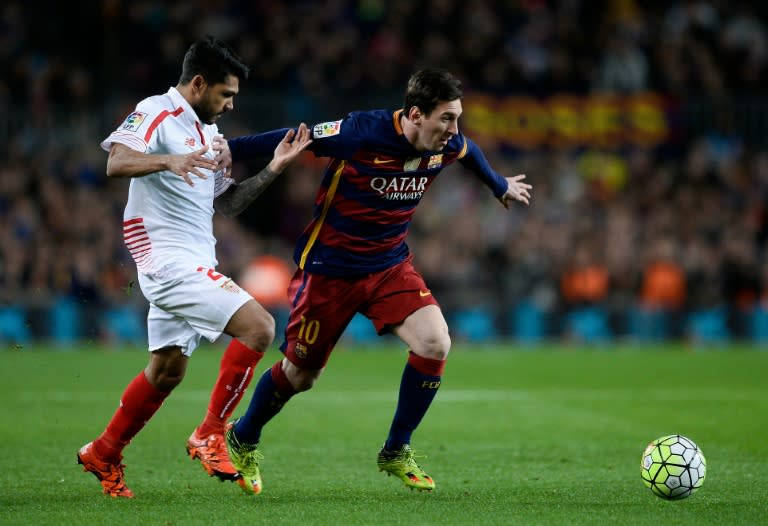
[{"x1": 223, "y1": 68, "x2": 532, "y2": 493}]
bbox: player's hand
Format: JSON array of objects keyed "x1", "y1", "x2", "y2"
[
  {"x1": 499, "y1": 174, "x2": 532, "y2": 209},
  {"x1": 166, "y1": 145, "x2": 217, "y2": 186},
  {"x1": 267, "y1": 123, "x2": 313, "y2": 173},
  {"x1": 212, "y1": 135, "x2": 232, "y2": 178}
]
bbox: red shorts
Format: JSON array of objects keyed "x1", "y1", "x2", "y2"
[{"x1": 280, "y1": 256, "x2": 439, "y2": 369}]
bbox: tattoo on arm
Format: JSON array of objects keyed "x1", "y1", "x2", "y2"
[{"x1": 214, "y1": 167, "x2": 280, "y2": 217}]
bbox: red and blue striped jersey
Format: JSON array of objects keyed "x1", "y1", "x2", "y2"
[{"x1": 228, "y1": 109, "x2": 508, "y2": 276}]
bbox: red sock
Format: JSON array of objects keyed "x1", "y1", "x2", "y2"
[
  {"x1": 196, "y1": 339, "x2": 264, "y2": 437},
  {"x1": 93, "y1": 371, "x2": 169, "y2": 462}
]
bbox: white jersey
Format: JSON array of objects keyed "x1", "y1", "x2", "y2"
[{"x1": 101, "y1": 87, "x2": 235, "y2": 276}]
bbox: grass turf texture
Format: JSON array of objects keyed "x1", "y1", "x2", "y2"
[{"x1": 1, "y1": 343, "x2": 766, "y2": 525}]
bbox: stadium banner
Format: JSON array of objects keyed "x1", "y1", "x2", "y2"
[{"x1": 462, "y1": 93, "x2": 678, "y2": 151}]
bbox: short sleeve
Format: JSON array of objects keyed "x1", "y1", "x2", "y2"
[{"x1": 100, "y1": 97, "x2": 163, "y2": 153}]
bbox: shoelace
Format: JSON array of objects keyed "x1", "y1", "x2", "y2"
[
  {"x1": 239, "y1": 447, "x2": 264, "y2": 466},
  {"x1": 229, "y1": 433, "x2": 263, "y2": 465},
  {"x1": 202, "y1": 436, "x2": 227, "y2": 461},
  {"x1": 400, "y1": 450, "x2": 429, "y2": 473},
  {"x1": 103, "y1": 464, "x2": 128, "y2": 487}
]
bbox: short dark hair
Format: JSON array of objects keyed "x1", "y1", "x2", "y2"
[
  {"x1": 178, "y1": 36, "x2": 250, "y2": 86},
  {"x1": 403, "y1": 68, "x2": 463, "y2": 116}
]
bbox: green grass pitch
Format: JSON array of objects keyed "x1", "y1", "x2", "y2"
[{"x1": 1, "y1": 342, "x2": 766, "y2": 525}]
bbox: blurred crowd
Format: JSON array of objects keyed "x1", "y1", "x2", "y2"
[
  {"x1": 2, "y1": 0, "x2": 768, "y2": 344},
  {"x1": 3, "y1": 0, "x2": 768, "y2": 105}
]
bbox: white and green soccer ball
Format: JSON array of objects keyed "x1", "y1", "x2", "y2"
[{"x1": 641, "y1": 434, "x2": 706, "y2": 500}]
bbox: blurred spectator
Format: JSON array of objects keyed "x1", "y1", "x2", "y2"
[
  {"x1": 593, "y1": 30, "x2": 650, "y2": 94},
  {"x1": 630, "y1": 236, "x2": 686, "y2": 340},
  {"x1": 559, "y1": 241, "x2": 613, "y2": 342},
  {"x1": 720, "y1": 4, "x2": 768, "y2": 92},
  {"x1": 639, "y1": 238, "x2": 687, "y2": 312},
  {"x1": 560, "y1": 242, "x2": 611, "y2": 307}
]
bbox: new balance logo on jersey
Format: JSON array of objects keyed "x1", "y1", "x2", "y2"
[
  {"x1": 185, "y1": 137, "x2": 196, "y2": 147},
  {"x1": 370, "y1": 176, "x2": 428, "y2": 201}
]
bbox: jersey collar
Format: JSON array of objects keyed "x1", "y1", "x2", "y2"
[
  {"x1": 392, "y1": 109, "x2": 404, "y2": 136},
  {"x1": 167, "y1": 87, "x2": 200, "y2": 125}
]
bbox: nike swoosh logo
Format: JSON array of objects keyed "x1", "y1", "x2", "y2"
[
  {"x1": 373, "y1": 157, "x2": 395, "y2": 164},
  {"x1": 419, "y1": 290, "x2": 432, "y2": 297}
]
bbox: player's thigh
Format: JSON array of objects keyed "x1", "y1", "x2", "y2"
[
  {"x1": 281, "y1": 269, "x2": 362, "y2": 369},
  {"x1": 362, "y1": 258, "x2": 440, "y2": 333},
  {"x1": 361, "y1": 259, "x2": 449, "y2": 358}
]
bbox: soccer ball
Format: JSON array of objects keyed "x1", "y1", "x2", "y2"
[{"x1": 640, "y1": 434, "x2": 706, "y2": 500}]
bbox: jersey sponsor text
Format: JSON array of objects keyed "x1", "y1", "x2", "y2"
[{"x1": 370, "y1": 176, "x2": 428, "y2": 200}]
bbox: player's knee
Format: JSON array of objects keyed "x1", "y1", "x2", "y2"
[
  {"x1": 416, "y1": 331, "x2": 451, "y2": 361},
  {"x1": 284, "y1": 362, "x2": 322, "y2": 392},
  {"x1": 291, "y1": 370, "x2": 320, "y2": 392},
  {"x1": 228, "y1": 301, "x2": 276, "y2": 351},
  {"x1": 292, "y1": 375, "x2": 316, "y2": 392},
  {"x1": 244, "y1": 312, "x2": 276, "y2": 351},
  {"x1": 254, "y1": 315, "x2": 276, "y2": 350}
]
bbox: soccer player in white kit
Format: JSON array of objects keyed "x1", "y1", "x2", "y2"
[{"x1": 76, "y1": 36, "x2": 312, "y2": 498}]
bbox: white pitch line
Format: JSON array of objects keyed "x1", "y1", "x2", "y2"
[{"x1": 18, "y1": 388, "x2": 766, "y2": 404}]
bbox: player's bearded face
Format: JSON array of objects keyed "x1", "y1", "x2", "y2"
[
  {"x1": 419, "y1": 99, "x2": 462, "y2": 151},
  {"x1": 195, "y1": 75, "x2": 239, "y2": 124}
]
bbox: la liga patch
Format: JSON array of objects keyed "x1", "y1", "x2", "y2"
[
  {"x1": 313, "y1": 120, "x2": 342, "y2": 138},
  {"x1": 121, "y1": 111, "x2": 148, "y2": 132}
]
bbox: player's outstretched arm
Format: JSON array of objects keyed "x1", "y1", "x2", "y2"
[
  {"x1": 459, "y1": 138, "x2": 531, "y2": 207},
  {"x1": 215, "y1": 123, "x2": 312, "y2": 217},
  {"x1": 498, "y1": 174, "x2": 532, "y2": 209},
  {"x1": 227, "y1": 127, "x2": 297, "y2": 162},
  {"x1": 106, "y1": 143, "x2": 216, "y2": 186}
]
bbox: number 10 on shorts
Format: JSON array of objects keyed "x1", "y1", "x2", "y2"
[{"x1": 298, "y1": 316, "x2": 320, "y2": 344}]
